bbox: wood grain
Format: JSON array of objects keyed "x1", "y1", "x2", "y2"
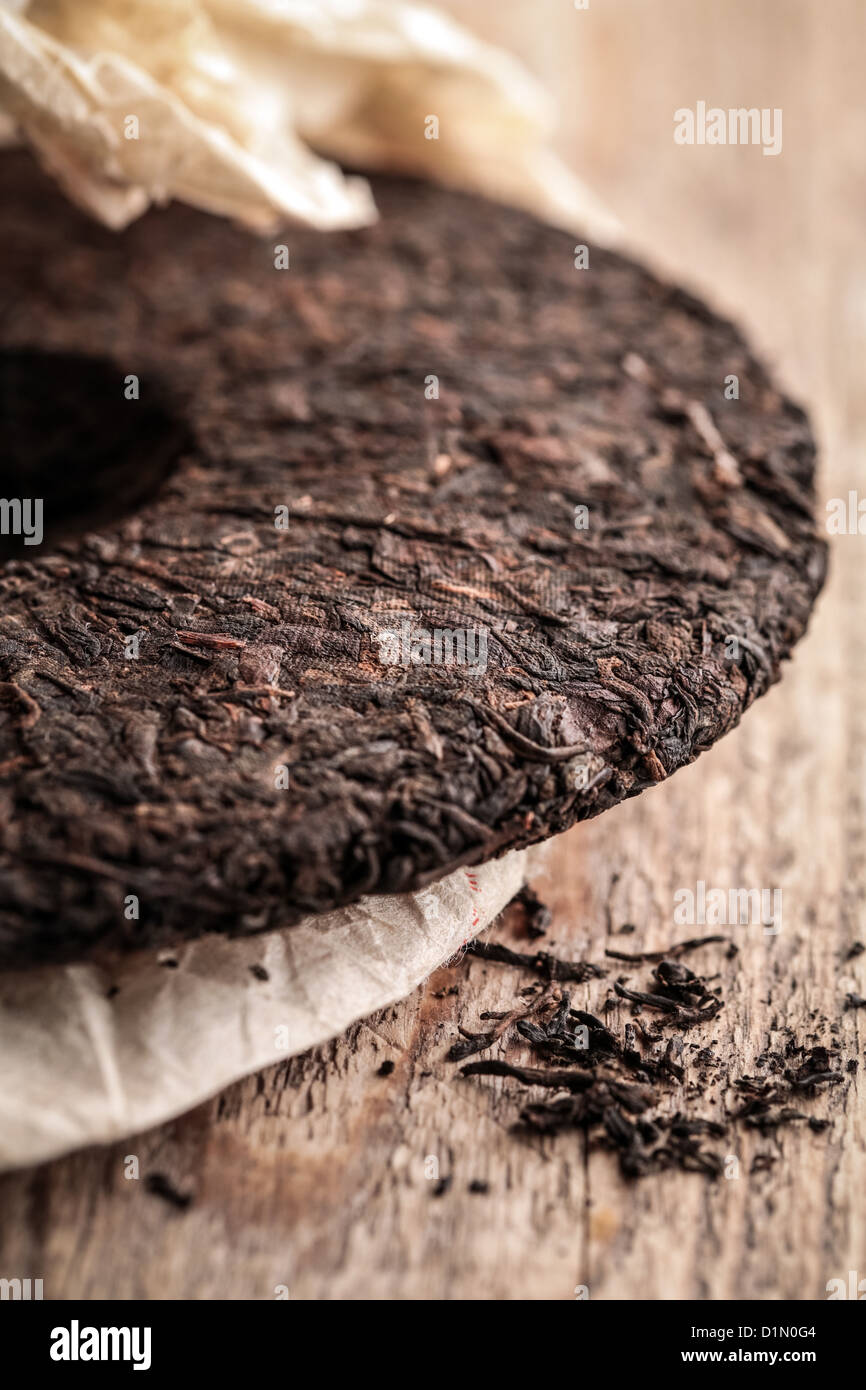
[{"x1": 0, "y1": 0, "x2": 863, "y2": 1300}]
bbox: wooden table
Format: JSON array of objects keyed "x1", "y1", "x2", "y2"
[{"x1": 0, "y1": 0, "x2": 863, "y2": 1299}]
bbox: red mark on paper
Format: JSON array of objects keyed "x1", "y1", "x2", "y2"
[{"x1": 463, "y1": 868, "x2": 481, "y2": 943}]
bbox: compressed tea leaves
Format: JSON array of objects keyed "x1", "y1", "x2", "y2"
[{"x1": 0, "y1": 152, "x2": 826, "y2": 966}]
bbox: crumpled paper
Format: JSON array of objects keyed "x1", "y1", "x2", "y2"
[
  {"x1": 0, "y1": 849, "x2": 530, "y2": 1172},
  {"x1": 0, "y1": 0, "x2": 619, "y2": 241}
]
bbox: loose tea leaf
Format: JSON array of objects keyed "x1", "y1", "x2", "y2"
[
  {"x1": 514, "y1": 884, "x2": 553, "y2": 939},
  {"x1": 446, "y1": 980, "x2": 557, "y2": 1061},
  {"x1": 144, "y1": 1173, "x2": 193, "y2": 1210},
  {"x1": 604, "y1": 934, "x2": 728, "y2": 963},
  {"x1": 613, "y1": 980, "x2": 724, "y2": 1027},
  {"x1": 453, "y1": 928, "x2": 849, "y2": 1180},
  {"x1": 469, "y1": 940, "x2": 605, "y2": 984}
]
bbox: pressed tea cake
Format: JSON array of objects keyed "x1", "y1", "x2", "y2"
[{"x1": 0, "y1": 151, "x2": 826, "y2": 966}]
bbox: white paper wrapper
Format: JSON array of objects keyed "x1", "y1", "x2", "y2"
[
  {"x1": 0, "y1": 0, "x2": 619, "y2": 241},
  {"x1": 0, "y1": 849, "x2": 530, "y2": 1172}
]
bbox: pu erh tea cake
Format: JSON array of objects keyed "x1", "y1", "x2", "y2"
[{"x1": 0, "y1": 151, "x2": 826, "y2": 968}]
